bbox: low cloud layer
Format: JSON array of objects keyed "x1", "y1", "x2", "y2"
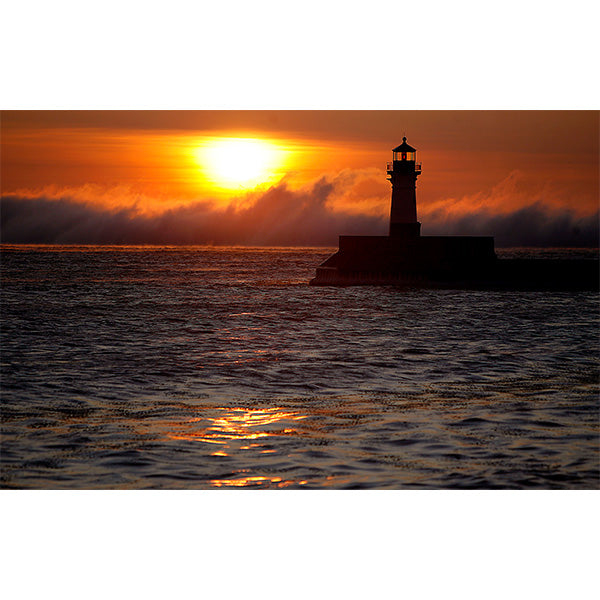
[
  {"x1": 422, "y1": 204, "x2": 599, "y2": 247},
  {"x1": 0, "y1": 179, "x2": 386, "y2": 246},
  {"x1": 1, "y1": 176, "x2": 598, "y2": 247}
]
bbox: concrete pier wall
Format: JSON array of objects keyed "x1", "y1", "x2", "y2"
[{"x1": 310, "y1": 234, "x2": 597, "y2": 289}]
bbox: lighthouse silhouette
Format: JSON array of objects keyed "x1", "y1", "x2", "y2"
[
  {"x1": 388, "y1": 136, "x2": 422, "y2": 238},
  {"x1": 309, "y1": 136, "x2": 598, "y2": 289}
]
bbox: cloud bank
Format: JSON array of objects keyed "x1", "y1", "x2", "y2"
[
  {"x1": 1, "y1": 175, "x2": 598, "y2": 247},
  {"x1": 421, "y1": 204, "x2": 599, "y2": 247},
  {"x1": 0, "y1": 178, "x2": 386, "y2": 246}
]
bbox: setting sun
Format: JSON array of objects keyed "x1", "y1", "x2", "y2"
[{"x1": 193, "y1": 137, "x2": 287, "y2": 191}]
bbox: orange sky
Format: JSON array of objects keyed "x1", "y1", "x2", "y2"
[{"x1": 1, "y1": 110, "x2": 598, "y2": 245}]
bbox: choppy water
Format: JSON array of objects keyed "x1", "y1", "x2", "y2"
[{"x1": 1, "y1": 245, "x2": 599, "y2": 489}]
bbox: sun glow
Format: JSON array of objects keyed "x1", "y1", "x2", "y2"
[{"x1": 193, "y1": 137, "x2": 287, "y2": 191}]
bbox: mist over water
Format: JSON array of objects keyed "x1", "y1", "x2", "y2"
[
  {"x1": 1, "y1": 246, "x2": 598, "y2": 489},
  {"x1": 2, "y1": 187, "x2": 598, "y2": 247}
]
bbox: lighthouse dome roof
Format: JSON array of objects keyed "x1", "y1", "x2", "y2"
[{"x1": 393, "y1": 137, "x2": 416, "y2": 152}]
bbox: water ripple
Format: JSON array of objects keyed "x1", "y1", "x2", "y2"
[{"x1": 1, "y1": 246, "x2": 599, "y2": 488}]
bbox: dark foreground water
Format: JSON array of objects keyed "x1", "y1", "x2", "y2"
[{"x1": 1, "y1": 245, "x2": 598, "y2": 489}]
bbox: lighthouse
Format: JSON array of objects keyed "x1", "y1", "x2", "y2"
[
  {"x1": 310, "y1": 135, "x2": 597, "y2": 288},
  {"x1": 387, "y1": 137, "x2": 422, "y2": 238}
]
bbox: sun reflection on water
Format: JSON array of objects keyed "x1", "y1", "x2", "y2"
[
  {"x1": 129, "y1": 402, "x2": 381, "y2": 488},
  {"x1": 161, "y1": 407, "x2": 309, "y2": 488},
  {"x1": 210, "y1": 475, "x2": 308, "y2": 488},
  {"x1": 166, "y1": 407, "x2": 307, "y2": 451}
]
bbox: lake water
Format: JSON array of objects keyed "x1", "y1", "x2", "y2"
[{"x1": 1, "y1": 245, "x2": 598, "y2": 489}]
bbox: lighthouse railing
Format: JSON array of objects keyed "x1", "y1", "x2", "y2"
[{"x1": 387, "y1": 162, "x2": 423, "y2": 172}]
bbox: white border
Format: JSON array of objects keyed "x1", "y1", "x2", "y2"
[{"x1": 1, "y1": 1, "x2": 598, "y2": 109}]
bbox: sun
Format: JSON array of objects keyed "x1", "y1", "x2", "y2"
[{"x1": 193, "y1": 137, "x2": 286, "y2": 191}]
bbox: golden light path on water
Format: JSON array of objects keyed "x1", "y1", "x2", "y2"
[
  {"x1": 166, "y1": 407, "x2": 305, "y2": 447},
  {"x1": 137, "y1": 407, "x2": 309, "y2": 488}
]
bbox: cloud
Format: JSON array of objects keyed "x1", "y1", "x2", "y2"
[
  {"x1": 422, "y1": 204, "x2": 599, "y2": 247},
  {"x1": 420, "y1": 170, "x2": 599, "y2": 247},
  {"x1": 0, "y1": 178, "x2": 387, "y2": 246},
  {"x1": 1, "y1": 174, "x2": 598, "y2": 247}
]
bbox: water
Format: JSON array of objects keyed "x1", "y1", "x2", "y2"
[{"x1": 1, "y1": 245, "x2": 598, "y2": 489}]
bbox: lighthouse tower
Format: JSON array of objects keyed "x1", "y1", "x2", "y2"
[{"x1": 387, "y1": 137, "x2": 422, "y2": 237}]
